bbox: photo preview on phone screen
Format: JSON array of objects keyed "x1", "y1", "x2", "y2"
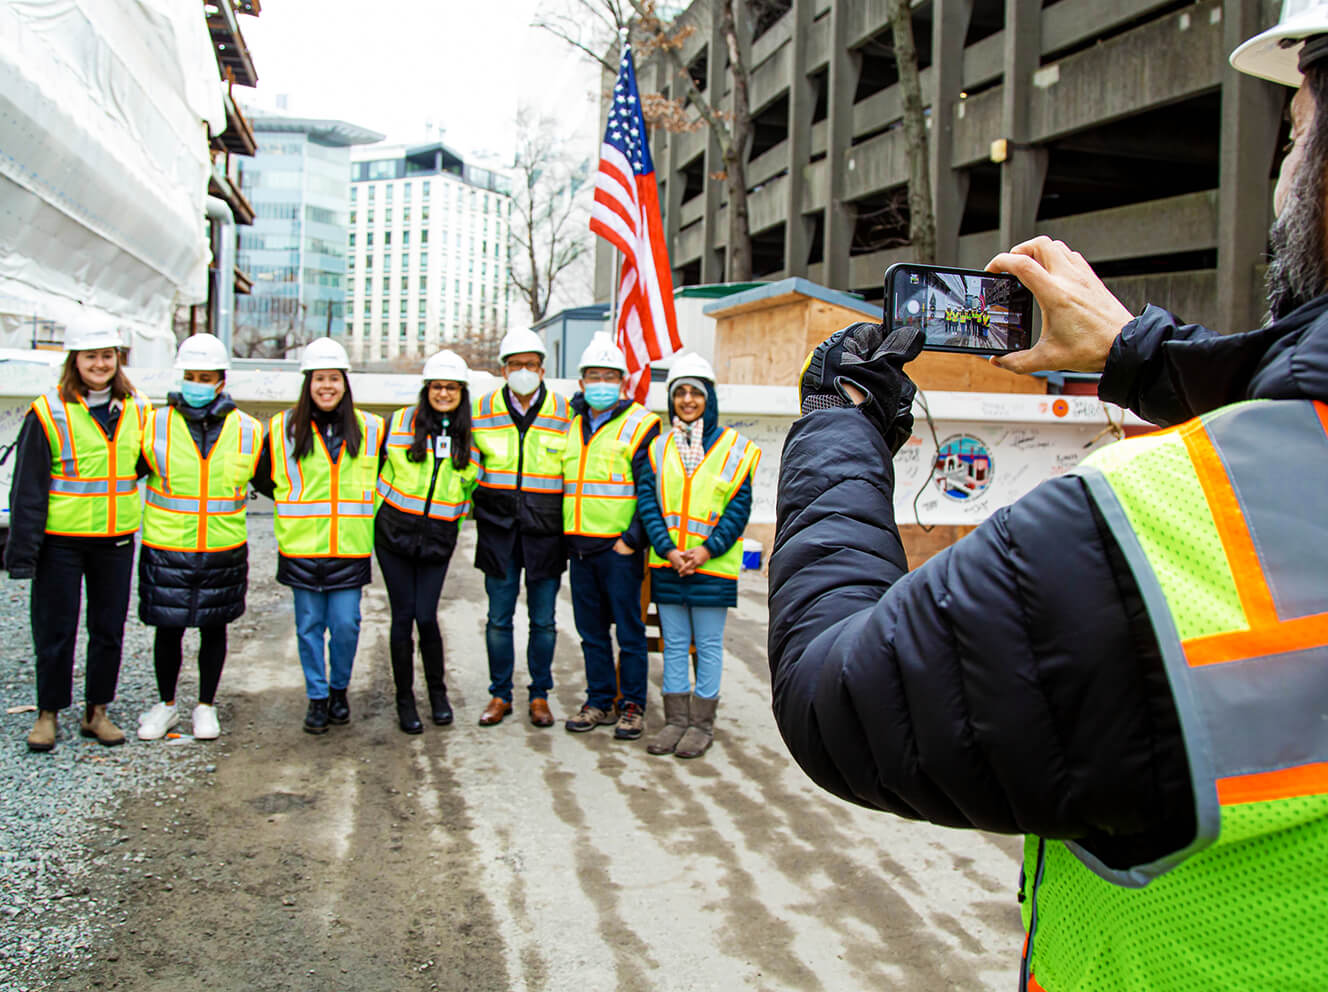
[{"x1": 892, "y1": 267, "x2": 1033, "y2": 354}]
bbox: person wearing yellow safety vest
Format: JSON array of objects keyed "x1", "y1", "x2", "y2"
[
  {"x1": 375, "y1": 349, "x2": 480, "y2": 734},
  {"x1": 134, "y1": 334, "x2": 262, "y2": 744},
  {"x1": 562, "y1": 333, "x2": 661, "y2": 740},
  {"x1": 5, "y1": 317, "x2": 151, "y2": 752},
  {"x1": 469, "y1": 327, "x2": 571, "y2": 729},
  {"x1": 769, "y1": 11, "x2": 1328, "y2": 990},
  {"x1": 250, "y1": 337, "x2": 384, "y2": 735},
  {"x1": 636, "y1": 354, "x2": 759, "y2": 759}
]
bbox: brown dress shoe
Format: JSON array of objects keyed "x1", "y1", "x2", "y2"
[
  {"x1": 529, "y1": 698, "x2": 554, "y2": 727},
  {"x1": 478, "y1": 697, "x2": 513, "y2": 726}
]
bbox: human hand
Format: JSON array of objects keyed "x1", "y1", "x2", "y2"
[
  {"x1": 680, "y1": 546, "x2": 711, "y2": 576},
  {"x1": 666, "y1": 548, "x2": 687, "y2": 574},
  {"x1": 613, "y1": 537, "x2": 634, "y2": 556},
  {"x1": 985, "y1": 237, "x2": 1134, "y2": 375}
]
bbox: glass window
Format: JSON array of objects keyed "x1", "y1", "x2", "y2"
[
  {"x1": 419, "y1": 252, "x2": 428, "y2": 269},
  {"x1": 421, "y1": 230, "x2": 429, "y2": 245},
  {"x1": 422, "y1": 180, "x2": 430, "y2": 199},
  {"x1": 367, "y1": 232, "x2": 374, "y2": 247},
  {"x1": 367, "y1": 210, "x2": 374, "y2": 224},
  {"x1": 385, "y1": 186, "x2": 393, "y2": 202},
  {"x1": 418, "y1": 322, "x2": 426, "y2": 336},
  {"x1": 350, "y1": 187, "x2": 358, "y2": 203},
  {"x1": 419, "y1": 275, "x2": 427, "y2": 291},
  {"x1": 385, "y1": 231, "x2": 392, "y2": 246},
  {"x1": 385, "y1": 208, "x2": 392, "y2": 225},
  {"x1": 348, "y1": 256, "x2": 356, "y2": 270},
  {"x1": 382, "y1": 255, "x2": 390, "y2": 271},
  {"x1": 367, "y1": 186, "x2": 376, "y2": 202},
  {"x1": 364, "y1": 277, "x2": 373, "y2": 293},
  {"x1": 422, "y1": 205, "x2": 430, "y2": 222},
  {"x1": 399, "y1": 322, "x2": 408, "y2": 337},
  {"x1": 418, "y1": 300, "x2": 427, "y2": 316},
  {"x1": 404, "y1": 207, "x2": 411, "y2": 223},
  {"x1": 404, "y1": 183, "x2": 411, "y2": 201},
  {"x1": 349, "y1": 210, "x2": 357, "y2": 225},
  {"x1": 348, "y1": 232, "x2": 356, "y2": 248}
]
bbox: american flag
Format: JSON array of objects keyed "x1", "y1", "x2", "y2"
[{"x1": 590, "y1": 44, "x2": 681, "y2": 403}]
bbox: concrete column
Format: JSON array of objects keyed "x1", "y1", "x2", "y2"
[
  {"x1": 998, "y1": 0, "x2": 1047, "y2": 251},
  {"x1": 660, "y1": 60, "x2": 684, "y2": 279},
  {"x1": 930, "y1": 0, "x2": 974, "y2": 264},
  {"x1": 1218, "y1": 0, "x2": 1283, "y2": 332},
  {"x1": 824, "y1": 0, "x2": 861, "y2": 290},
  {"x1": 701, "y1": 1, "x2": 727, "y2": 283},
  {"x1": 783, "y1": 0, "x2": 816, "y2": 277}
]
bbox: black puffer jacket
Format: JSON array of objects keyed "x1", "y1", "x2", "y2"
[
  {"x1": 768, "y1": 296, "x2": 1328, "y2": 871},
  {"x1": 138, "y1": 394, "x2": 250, "y2": 627},
  {"x1": 251, "y1": 405, "x2": 375, "y2": 591},
  {"x1": 374, "y1": 404, "x2": 467, "y2": 563}
]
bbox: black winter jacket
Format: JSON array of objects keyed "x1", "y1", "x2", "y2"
[
  {"x1": 374, "y1": 405, "x2": 463, "y2": 564},
  {"x1": 769, "y1": 296, "x2": 1328, "y2": 871},
  {"x1": 251, "y1": 405, "x2": 375, "y2": 591},
  {"x1": 138, "y1": 395, "x2": 250, "y2": 628},
  {"x1": 472, "y1": 384, "x2": 567, "y2": 581}
]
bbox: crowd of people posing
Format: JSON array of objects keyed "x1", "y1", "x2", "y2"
[{"x1": 7, "y1": 321, "x2": 760, "y2": 763}]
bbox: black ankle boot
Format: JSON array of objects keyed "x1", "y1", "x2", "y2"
[
  {"x1": 327, "y1": 688, "x2": 350, "y2": 725},
  {"x1": 396, "y1": 695, "x2": 423, "y2": 734},
  {"x1": 389, "y1": 639, "x2": 423, "y2": 734},
  {"x1": 303, "y1": 698, "x2": 330, "y2": 735},
  {"x1": 419, "y1": 635, "x2": 452, "y2": 725}
]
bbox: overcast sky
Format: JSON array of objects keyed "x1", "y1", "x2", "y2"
[{"x1": 241, "y1": 1, "x2": 604, "y2": 165}]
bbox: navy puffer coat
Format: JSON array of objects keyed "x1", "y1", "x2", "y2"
[
  {"x1": 636, "y1": 381, "x2": 753, "y2": 608},
  {"x1": 138, "y1": 394, "x2": 249, "y2": 628},
  {"x1": 768, "y1": 296, "x2": 1328, "y2": 872}
]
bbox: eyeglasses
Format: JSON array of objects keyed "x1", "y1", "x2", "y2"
[
  {"x1": 505, "y1": 359, "x2": 542, "y2": 372},
  {"x1": 428, "y1": 382, "x2": 462, "y2": 394},
  {"x1": 582, "y1": 371, "x2": 622, "y2": 384}
]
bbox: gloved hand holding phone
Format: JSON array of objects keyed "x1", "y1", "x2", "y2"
[{"x1": 798, "y1": 320, "x2": 924, "y2": 454}]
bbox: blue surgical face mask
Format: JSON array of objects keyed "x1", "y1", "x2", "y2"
[
  {"x1": 584, "y1": 382, "x2": 621, "y2": 411},
  {"x1": 179, "y1": 380, "x2": 218, "y2": 408}
]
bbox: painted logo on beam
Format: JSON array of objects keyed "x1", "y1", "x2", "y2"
[{"x1": 934, "y1": 435, "x2": 993, "y2": 501}]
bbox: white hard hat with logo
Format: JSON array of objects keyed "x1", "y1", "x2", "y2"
[
  {"x1": 578, "y1": 332, "x2": 628, "y2": 374},
  {"x1": 498, "y1": 327, "x2": 546, "y2": 361},
  {"x1": 421, "y1": 349, "x2": 469, "y2": 385},
  {"x1": 666, "y1": 353, "x2": 716, "y2": 392},
  {"x1": 300, "y1": 336, "x2": 352, "y2": 372},
  {"x1": 1231, "y1": 0, "x2": 1328, "y2": 86},
  {"x1": 174, "y1": 333, "x2": 231, "y2": 372},
  {"x1": 64, "y1": 317, "x2": 124, "y2": 352}
]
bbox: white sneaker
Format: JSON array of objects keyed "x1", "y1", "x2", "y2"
[
  {"x1": 191, "y1": 703, "x2": 221, "y2": 740},
  {"x1": 137, "y1": 702, "x2": 179, "y2": 740}
]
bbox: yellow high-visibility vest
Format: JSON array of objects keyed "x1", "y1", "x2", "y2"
[
  {"x1": 31, "y1": 388, "x2": 151, "y2": 537},
  {"x1": 471, "y1": 387, "x2": 570, "y2": 495},
  {"x1": 376, "y1": 406, "x2": 480, "y2": 523},
  {"x1": 269, "y1": 408, "x2": 384, "y2": 557},
  {"x1": 646, "y1": 427, "x2": 760, "y2": 579},
  {"x1": 141, "y1": 405, "x2": 262, "y2": 552},
  {"x1": 562, "y1": 402, "x2": 659, "y2": 538}
]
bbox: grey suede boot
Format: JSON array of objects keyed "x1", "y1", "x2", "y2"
[
  {"x1": 646, "y1": 693, "x2": 690, "y2": 755},
  {"x1": 675, "y1": 694, "x2": 718, "y2": 759}
]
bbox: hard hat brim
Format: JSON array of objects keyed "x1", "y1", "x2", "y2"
[{"x1": 1230, "y1": 14, "x2": 1328, "y2": 87}]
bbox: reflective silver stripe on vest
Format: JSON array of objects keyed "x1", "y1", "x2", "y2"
[
  {"x1": 152, "y1": 408, "x2": 172, "y2": 478},
  {"x1": 276, "y1": 501, "x2": 331, "y2": 517},
  {"x1": 239, "y1": 417, "x2": 258, "y2": 457},
  {"x1": 376, "y1": 478, "x2": 426, "y2": 514},
  {"x1": 387, "y1": 409, "x2": 414, "y2": 447},
  {"x1": 1074, "y1": 399, "x2": 1328, "y2": 888},
  {"x1": 686, "y1": 519, "x2": 715, "y2": 537},
  {"x1": 616, "y1": 406, "x2": 649, "y2": 441},
  {"x1": 662, "y1": 512, "x2": 682, "y2": 528},
  {"x1": 717, "y1": 433, "x2": 749, "y2": 483},
  {"x1": 566, "y1": 481, "x2": 634, "y2": 498},
  {"x1": 362, "y1": 413, "x2": 382, "y2": 455},
  {"x1": 479, "y1": 469, "x2": 518, "y2": 488},
  {"x1": 532, "y1": 415, "x2": 570, "y2": 432},
  {"x1": 145, "y1": 491, "x2": 246, "y2": 514},
  {"x1": 427, "y1": 500, "x2": 470, "y2": 520},
  {"x1": 50, "y1": 477, "x2": 109, "y2": 495},
  {"x1": 114, "y1": 478, "x2": 137, "y2": 495},
  {"x1": 279, "y1": 416, "x2": 304, "y2": 502},
  {"x1": 43, "y1": 393, "x2": 77, "y2": 476},
  {"x1": 337, "y1": 501, "x2": 375, "y2": 517},
  {"x1": 520, "y1": 476, "x2": 563, "y2": 493},
  {"x1": 651, "y1": 435, "x2": 669, "y2": 469}
]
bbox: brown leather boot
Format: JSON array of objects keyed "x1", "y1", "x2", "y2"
[
  {"x1": 646, "y1": 693, "x2": 690, "y2": 755},
  {"x1": 26, "y1": 710, "x2": 57, "y2": 752},
  {"x1": 80, "y1": 704, "x2": 126, "y2": 746},
  {"x1": 675, "y1": 694, "x2": 718, "y2": 759}
]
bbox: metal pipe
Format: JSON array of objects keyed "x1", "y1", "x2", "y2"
[{"x1": 205, "y1": 195, "x2": 235, "y2": 353}]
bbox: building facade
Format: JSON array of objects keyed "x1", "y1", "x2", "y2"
[
  {"x1": 613, "y1": 0, "x2": 1284, "y2": 334},
  {"x1": 346, "y1": 142, "x2": 513, "y2": 364},
  {"x1": 236, "y1": 114, "x2": 383, "y2": 355}
]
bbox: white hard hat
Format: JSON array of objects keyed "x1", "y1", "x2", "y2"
[
  {"x1": 64, "y1": 317, "x2": 123, "y2": 353},
  {"x1": 578, "y1": 332, "x2": 628, "y2": 374},
  {"x1": 421, "y1": 349, "x2": 469, "y2": 385},
  {"x1": 300, "y1": 336, "x2": 351, "y2": 372},
  {"x1": 174, "y1": 333, "x2": 230, "y2": 372},
  {"x1": 666, "y1": 353, "x2": 715, "y2": 391},
  {"x1": 1231, "y1": 0, "x2": 1328, "y2": 87},
  {"x1": 498, "y1": 327, "x2": 546, "y2": 361}
]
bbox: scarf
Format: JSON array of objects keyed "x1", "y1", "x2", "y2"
[{"x1": 671, "y1": 416, "x2": 706, "y2": 473}]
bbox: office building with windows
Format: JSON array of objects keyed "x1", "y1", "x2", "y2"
[
  {"x1": 236, "y1": 113, "x2": 383, "y2": 353},
  {"x1": 346, "y1": 142, "x2": 512, "y2": 363}
]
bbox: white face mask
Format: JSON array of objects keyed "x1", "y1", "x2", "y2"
[{"x1": 507, "y1": 368, "x2": 540, "y2": 396}]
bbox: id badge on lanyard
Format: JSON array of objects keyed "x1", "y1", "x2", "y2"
[{"x1": 435, "y1": 435, "x2": 451, "y2": 461}]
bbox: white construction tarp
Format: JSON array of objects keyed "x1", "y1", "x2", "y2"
[{"x1": 0, "y1": 0, "x2": 224, "y2": 364}]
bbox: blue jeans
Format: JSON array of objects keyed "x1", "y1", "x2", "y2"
[
  {"x1": 569, "y1": 548, "x2": 647, "y2": 709},
  {"x1": 656, "y1": 603, "x2": 728, "y2": 699},
  {"x1": 484, "y1": 558, "x2": 559, "y2": 702},
  {"x1": 292, "y1": 587, "x2": 363, "y2": 699}
]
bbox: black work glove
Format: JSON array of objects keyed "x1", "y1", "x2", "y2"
[{"x1": 798, "y1": 321, "x2": 924, "y2": 454}]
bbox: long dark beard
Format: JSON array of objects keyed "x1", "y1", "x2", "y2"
[{"x1": 1267, "y1": 66, "x2": 1328, "y2": 321}]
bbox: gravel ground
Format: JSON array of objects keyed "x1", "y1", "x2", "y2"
[{"x1": 0, "y1": 527, "x2": 287, "y2": 991}]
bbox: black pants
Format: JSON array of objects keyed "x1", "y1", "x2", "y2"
[
  {"x1": 32, "y1": 535, "x2": 135, "y2": 712},
  {"x1": 375, "y1": 544, "x2": 451, "y2": 645},
  {"x1": 153, "y1": 625, "x2": 227, "y2": 705}
]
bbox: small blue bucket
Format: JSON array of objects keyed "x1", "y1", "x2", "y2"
[{"x1": 741, "y1": 538, "x2": 763, "y2": 571}]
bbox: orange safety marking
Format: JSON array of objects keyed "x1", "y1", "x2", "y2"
[{"x1": 1217, "y1": 761, "x2": 1328, "y2": 806}]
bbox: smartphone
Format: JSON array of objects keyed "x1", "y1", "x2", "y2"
[{"x1": 884, "y1": 262, "x2": 1036, "y2": 355}]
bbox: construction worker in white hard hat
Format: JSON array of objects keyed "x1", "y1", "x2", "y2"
[
  {"x1": 250, "y1": 336, "x2": 385, "y2": 735},
  {"x1": 769, "y1": 5, "x2": 1328, "y2": 991},
  {"x1": 374, "y1": 349, "x2": 480, "y2": 734},
  {"x1": 636, "y1": 354, "x2": 760, "y2": 759},
  {"x1": 134, "y1": 333, "x2": 261, "y2": 745},
  {"x1": 6, "y1": 314, "x2": 152, "y2": 752},
  {"x1": 469, "y1": 327, "x2": 571, "y2": 729},
  {"x1": 561, "y1": 332, "x2": 661, "y2": 740}
]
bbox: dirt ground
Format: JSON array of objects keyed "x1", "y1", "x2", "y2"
[{"x1": 42, "y1": 532, "x2": 1023, "y2": 992}]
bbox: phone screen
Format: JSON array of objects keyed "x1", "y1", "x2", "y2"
[{"x1": 888, "y1": 265, "x2": 1034, "y2": 354}]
